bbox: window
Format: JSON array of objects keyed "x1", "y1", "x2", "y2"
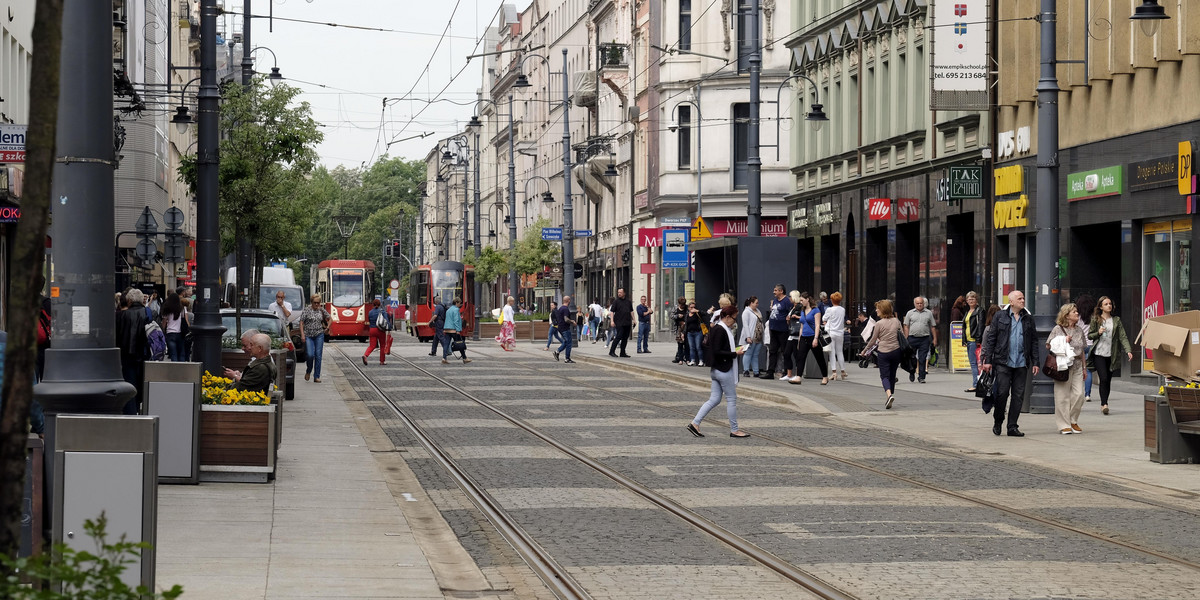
[
  {"x1": 733, "y1": 103, "x2": 749, "y2": 188},
  {"x1": 736, "y1": 0, "x2": 751, "y2": 73},
  {"x1": 677, "y1": 105, "x2": 692, "y2": 169},
  {"x1": 679, "y1": 0, "x2": 692, "y2": 51}
]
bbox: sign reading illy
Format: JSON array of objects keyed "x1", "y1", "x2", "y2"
[{"x1": 1067, "y1": 165, "x2": 1122, "y2": 201}]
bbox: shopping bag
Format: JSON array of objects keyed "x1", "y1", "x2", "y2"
[{"x1": 582, "y1": 322, "x2": 591, "y2": 337}]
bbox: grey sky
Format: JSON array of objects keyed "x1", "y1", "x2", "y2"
[{"x1": 250, "y1": 0, "x2": 531, "y2": 170}]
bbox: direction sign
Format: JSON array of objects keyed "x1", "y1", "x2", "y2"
[
  {"x1": 575, "y1": 229, "x2": 593, "y2": 237},
  {"x1": 660, "y1": 217, "x2": 691, "y2": 226},
  {"x1": 949, "y1": 166, "x2": 983, "y2": 200},
  {"x1": 690, "y1": 217, "x2": 712, "y2": 240},
  {"x1": 541, "y1": 227, "x2": 563, "y2": 241}
]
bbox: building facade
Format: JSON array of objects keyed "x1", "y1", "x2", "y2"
[{"x1": 787, "y1": 0, "x2": 991, "y2": 358}]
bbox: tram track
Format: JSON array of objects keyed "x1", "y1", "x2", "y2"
[{"x1": 334, "y1": 343, "x2": 857, "y2": 600}]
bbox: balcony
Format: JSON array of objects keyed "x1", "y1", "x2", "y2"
[{"x1": 597, "y1": 43, "x2": 627, "y2": 69}]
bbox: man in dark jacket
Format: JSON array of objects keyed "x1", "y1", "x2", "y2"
[
  {"x1": 758, "y1": 284, "x2": 793, "y2": 379},
  {"x1": 981, "y1": 290, "x2": 1040, "y2": 437},
  {"x1": 116, "y1": 288, "x2": 150, "y2": 414},
  {"x1": 608, "y1": 288, "x2": 634, "y2": 358},
  {"x1": 428, "y1": 297, "x2": 445, "y2": 356}
]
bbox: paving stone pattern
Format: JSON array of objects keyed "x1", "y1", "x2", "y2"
[{"x1": 341, "y1": 349, "x2": 1200, "y2": 599}]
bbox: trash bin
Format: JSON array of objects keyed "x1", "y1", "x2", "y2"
[
  {"x1": 142, "y1": 362, "x2": 201, "y2": 484},
  {"x1": 53, "y1": 414, "x2": 158, "y2": 592}
]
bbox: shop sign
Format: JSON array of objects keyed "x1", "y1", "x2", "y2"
[
  {"x1": 1067, "y1": 165, "x2": 1122, "y2": 201},
  {"x1": 994, "y1": 165, "x2": 1025, "y2": 196},
  {"x1": 997, "y1": 127, "x2": 1031, "y2": 158},
  {"x1": 1144, "y1": 275, "x2": 1164, "y2": 363},
  {"x1": 789, "y1": 206, "x2": 807, "y2": 230},
  {"x1": 993, "y1": 195, "x2": 1029, "y2": 229},
  {"x1": 710, "y1": 218, "x2": 787, "y2": 237},
  {"x1": 867, "y1": 198, "x2": 891, "y2": 220},
  {"x1": 1129, "y1": 155, "x2": 1177, "y2": 192},
  {"x1": 808, "y1": 202, "x2": 836, "y2": 228},
  {"x1": 635, "y1": 191, "x2": 648, "y2": 210},
  {"x1": 637, "y1": 227, "x2": 661, "y2": 247},
  {"x1": 0, "y1": 202, "x2": 19, "y2": 223},
  {"x1": 897, "y1": 198, "x2": 919, "y2": 220},
  {"x1": 1181, "y1": 142, "x2": 1195, "y2": 195},
  {"x1": 0, "y1": 125, "x2": 26, "y2": 163},
  {"x1": 949, "y1": 166, "x2": 983, "y2": 199}
]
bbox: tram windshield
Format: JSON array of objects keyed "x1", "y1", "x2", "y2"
[
  {"x1": 431, "y1": 268, "x2": 462, "y2": 305},
  {"x1": 331, "y1": 269, "x2": 366, "y2": 307}
]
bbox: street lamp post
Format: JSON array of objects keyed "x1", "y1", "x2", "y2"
[
  {"x1": 192, "y1": 0, "x2": 225, "y2": 376},
  {"x1": 467, "y1": 114, "x2": 484, "y2": 340},
  {"x1": 333, "y1": 215, "x2": 359, "y2": 260},
  {"x1": 746, "y1": 0, "x2": 763, "y2": 237},
  {"x1": 560, "y1": 49, "x2": 576, "y2": 299},
  {"x1": 507, "y1": 94, "x2": 518, "y2": 299}
]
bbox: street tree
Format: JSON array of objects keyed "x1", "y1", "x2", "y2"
[
  {"x1": 178, "y1": 78, "x2": 323, "y2": 302},
  {"x1": 512, "y1": 217, "x2": 561, "y2": 280},
  {"x1": 0, "y1": 0, "x2": 61, "y2": 564}
]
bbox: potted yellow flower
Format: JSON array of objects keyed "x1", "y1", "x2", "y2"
[{"x1": 198, "y1": 371, "x2": 278, "y2": 482}]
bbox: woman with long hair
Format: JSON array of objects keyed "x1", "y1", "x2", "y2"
[
  {"x1": 161, "y1": 292, "x2": 188, "y2": 362},
  {"x1": 685, "y1": 301, "x2": 704, "y2": 366},
  {"x1": 1087, "y1": 296, "x2": 1133, "y2": 415},
  {"x1": 741, "y1": 296, "x2": 764, "y2": 377},
  {"x1": 791, "y1": 291, "x2": 829, "y2": 385},
  {"x1": 963, "y1": 291, "x2": 983, "y2": 392},
  {"x1": 686, "y1": 306, "x2": 750, "y2": 439},
  {"x1": 825, "y1": 292, "x2": 848, "y2": 380},
  {"x1": 781, "y1": 291, "x2": 803, "y2": 382},
  {"x1": 950, "y1": 295, "x2": 968, "y2": 322},
  {"x1": 496, "y1": 296, "x2": 517, "y2": 351},
  {"x1": 672, "y1": 297, "x2": 688, "y2": 364},
  {"x1": 861, "y1": 299, "x2": 904, "y2": 409}
]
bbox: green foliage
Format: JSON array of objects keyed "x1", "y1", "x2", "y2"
[
  {"x1": 0, "y1": 514, "x2": 183, "y2": 600},
  {"x1": 297, "y1": 157, "x2": 424, "y2": 268},
  {"x1": 473, "y1": 246, "x2": 509, "y2": 289},
  {"x1": 512, "y1": 217, "x2": 560, "y2": 277},
  {"x1": 177, "y1": 78, "x2": 325, "y2": 259}
]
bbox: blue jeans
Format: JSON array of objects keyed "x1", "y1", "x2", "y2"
[
  {"x1": 589, "y1": 317, "x2": 602, "y2": 341},
  {"x1": 546, "y1": 326, "x2": 563, "y2": 348},
  {"x1": 908, "y1": 335, "x2": 931, "y2": 380},
  {"x1": 556, "y1": 327, "x2": 573, "y2": 360},
  {"x1": 693, "y1": 367, "x2": 739, "y2": 432},
  {"x1": 438, "y1": 331, "x2": 452, "y2": 358},
  {"x1": 687, "y1": 331, "x2": 703, "y2": 363},
  {"x1": 745, "y1": 342, "x2": 762, "y2": 374},
  {"x1": 637, "y1": 321, "x2": 650, "y2": 351},
  {"x1": 966, "y1": 341, "x2": 979, "y2": 387},
  {"x1": 166, "y1": 331, "x2": 186, "y2": 362},
  {"x1": 305, "y1": 333, "x2": 325, "y2": 379},
  {"x1": 1083, "y1": 344, "x2": 1093, "y2": 397}
]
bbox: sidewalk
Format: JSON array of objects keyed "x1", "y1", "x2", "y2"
[
  {"x1": 153, "y1": 357, "x2": 447, "y2": 600},
  {"x1": 547, "y1": 335, "x2": 1200, "y2": 497}
]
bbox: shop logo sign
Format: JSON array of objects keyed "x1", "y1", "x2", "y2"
[
  {"x1": 867, "y1": 198, "x2": 891, "y2": 220},
  {"x1": 1067, "y1": 165, "x2": 1123, "y2": 201},
  {"x1": 897, "y1": 198, "x2": 919, "y2": 219}
]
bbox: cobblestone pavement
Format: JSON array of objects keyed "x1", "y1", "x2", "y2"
[{"x1": 335, "y1": 340, "x2": 1200, "y2": 600}]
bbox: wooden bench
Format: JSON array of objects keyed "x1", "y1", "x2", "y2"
[{"x1": 1148, "y1": 388, "x2": 1200, "y2": 463}]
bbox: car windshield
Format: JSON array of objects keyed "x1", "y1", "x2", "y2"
[
  {"x1": 331, "y1": 269, "x2": 364, "y2": 307},
  {"x1": 221, "y1": 314, "x2": 285, "y2": 339}
]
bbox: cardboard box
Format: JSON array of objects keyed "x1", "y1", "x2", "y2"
[{"x1": 1139, "y1": 311, "x2": 1200, "y2": 382}]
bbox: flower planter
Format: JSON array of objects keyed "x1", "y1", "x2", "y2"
[
  {"x1": 199, "y1": 404, "x2": 277, "y2": 483},
  {"x1": 478, "y1": 320, "x2": 552, "y2": 342}
]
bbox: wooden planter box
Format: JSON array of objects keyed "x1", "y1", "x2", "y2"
[
  {"x1": 478, "y1": 320, "x2": 552, "y2": 342},
  {"x1": 199, "y1": 404, "x2": 277, "y2": 483}
]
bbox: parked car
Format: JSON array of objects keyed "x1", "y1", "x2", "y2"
[{"x1": 220, "y1": 308, "x2": 296, "y2": 400}]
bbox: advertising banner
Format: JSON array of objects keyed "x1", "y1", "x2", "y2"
[
  {"x1": 949, "y1": 322, "x2": 970, "y2": 372},
  {"x1": 930, "y1": 0, "x2": 989, "y2": 110}
]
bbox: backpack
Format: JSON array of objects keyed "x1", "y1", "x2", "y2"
[
  {"x1": 37, "y1": 303, "x2": 51, "y2": 347},
  {"x1": 375, "y1": 310, "x2": 392, "y2": 331},
  {"x1": 144, "y1": 319, "x2": 167, "y2": 361}
]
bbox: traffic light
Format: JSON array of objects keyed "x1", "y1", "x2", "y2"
[{"x1": 391, "y1": 239, "x2": 401, "y2": 257}]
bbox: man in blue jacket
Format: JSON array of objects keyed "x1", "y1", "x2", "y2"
[
  {"x1": 757, "y1": 284, "x2": 792, "y2": 379},
  {"x1": 981, "y1": 290, "x2": 1040, "y2": 437}
]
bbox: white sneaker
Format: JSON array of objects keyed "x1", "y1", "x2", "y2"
[
  {"x1": 779, "y1": 374, "x2": 790, "y2": 381},
  {"x1": 686, "y1": 361, "x2": 695, "y2": 366}
]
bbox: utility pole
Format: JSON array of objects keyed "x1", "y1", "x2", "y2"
[
  {"x1": 193, "y1": 0, "x2": 225, "y2": 375},
  {"x1": 1028, "y1": 0, "x2": 1061, "y2": 414},
  {"x1": 746, "y1": 0, "x2": 762, "y2": 238},
  {"x1": 237, "y1": 0, "x2": 253, "y2": 308},
  {"x1": 507, "y1": 94, "x2": 518, "y2": 298},
  {"x1": 472, "y1": 127, "x2": 482, "y2": 340},
  {"x1": 37, "y1": 0, "x2": 136, "y2": 415},
  {"x1": 561, "y1": 48, "x2": 575, "y2": 299}
]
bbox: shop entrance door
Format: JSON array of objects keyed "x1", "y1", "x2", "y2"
[
  {"x1": 947, "y1": 213, "x2": 975, "y2": 302},
  {"x1": 895, "y1": 222, "x2": 920, "y2": 316}
]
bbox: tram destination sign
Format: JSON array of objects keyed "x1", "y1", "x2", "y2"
[{"x1": 949, "y1": 166, "x2": 983, "y2": 200}]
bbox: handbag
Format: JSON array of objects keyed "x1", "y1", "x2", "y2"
[
  {"x1": 451, "y1": 338, "x2": 467, "y2": 352},
  {"x1": 700, "y1": 322, "x2": 710, "y2": 335},
  {"x1": 975, "y1": 370, "x2": 995, "y2": 399},
  {"x1": 1042, "y1": 348, "x2": 1069, "y2": 382}
]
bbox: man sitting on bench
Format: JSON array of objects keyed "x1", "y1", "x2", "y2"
[{"x1": 224, "y1": 332, "x2": 277, "y2": 394}]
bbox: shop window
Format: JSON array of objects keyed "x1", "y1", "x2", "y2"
[{"x1": 1143, "y1": 219, "x2": 1192, "y2": 371}]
